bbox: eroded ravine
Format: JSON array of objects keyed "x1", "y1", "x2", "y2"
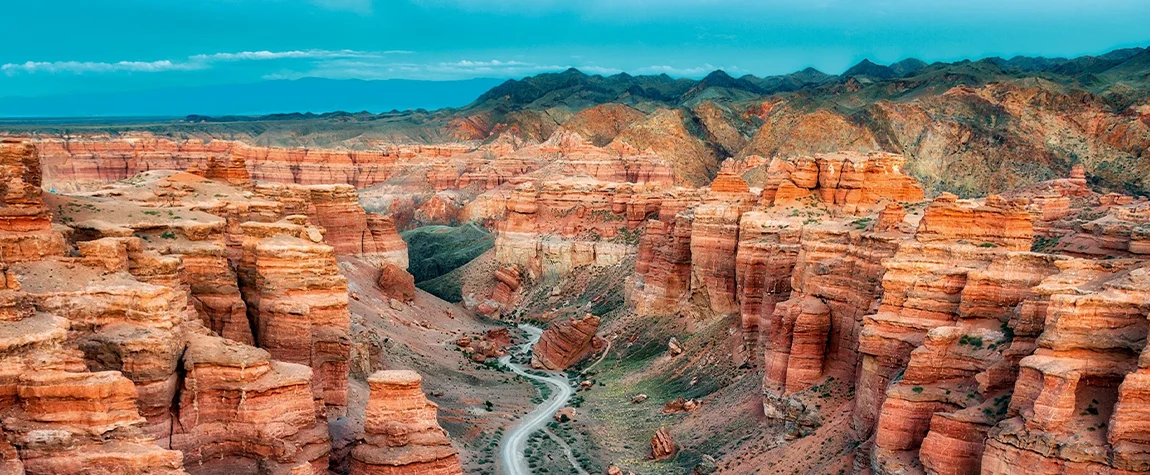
[{"x1": 498, "y1": 324, "x2": 576, "y2": 475}]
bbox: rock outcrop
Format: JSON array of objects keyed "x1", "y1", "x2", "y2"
[
  {"x1": 531, "y1": 314, "x2": 605, "y2": 371},
  {"x1": 2, "y1": 370, "x2": 187, "y2": 475},
  {"x1": 735, "y1": 212, "x2": 801, "y2": 362},
  {"x1": 760, "y1": 152, "x2": 925, "y2": 212},
  {"x1": 377, "y1": 263, "x2": 416, "y2": 303},
  {"x1": 36, "y1": 138, "x2": 472, "y2": 191},
  {"x1": 349, "y1": 370, "x2": 462, "y2": 475},
  {"x1": 0, "y1": 140, "x2": 65, "y2": 263},
  {"x1": 495, "y1": 178, "x2": 656, "y2": 279},
  {"x1": 628, "y1": 190, "x2": 703, "y2": 316},
  {"x1": 240, "y1": 220, "x2": 351, "y2": 415},
  {"x1": 13, "y1": 252, "x2": 190, "y2": 440},
  {"x1": 172, "y1": 334, "x2": 331, "y2": 474},
  {"x1": 253, "y1": 183, "x2": 409, "y2": 264},
  {"x1": 650, "y1": 427, "x2": 677, "y2": 460},
  {"x1": 981, "y1": 264, "x2": 1150, "y2": 474}
]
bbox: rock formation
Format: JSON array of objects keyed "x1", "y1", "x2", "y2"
[
  {"x1": 0, "y1": 140, "x2": 65, "y2": 263},
  {"x1": 35, "y1": 138, "x2": 471, "y2": 191},
  {"x1": 253, "y1": 183, "x2": 409, "y2": 264},
  {"x1": 377, "y1": 262, "x2": 417, "y2": 303},
  {"x1": 490, "y1": 265, "x2": 522, "y2": 307},
  {"x1": 172, "y1": 334, "x2": 330, "y2": 474},
  {"x1": 531, "y1": 314, "x2": 605, "y2": 371},
  {"x1": 7, "y1": 65, "x2": 1150, "y2": 475},
  {"x1": 690, "y1": 175, "x2": 757, "y2": 316},
  {"x1": 628, "y1": 190, "x2": 703, "y2": 316},
  {"x1": 495, "y1": 178, "x2": 657, "y2": 279},
  {"x1": 2, "y1": 370, "x2": 187, "y2": 475},
  {"x1": 349, "y1": 370, "x2": 462, "y2": 475},
  {"x1": 981, "y1": 264, "x2": 1150, "y2": 474},
  {"x1": 240, "y1": 219, "x2": 351, "y2": 415},
  {"x1": 760, "y1": 152, "x2": 925, "y2": 212},
  {"x1": 650, "y1": 426, "x2": 677, "y2": 460}
]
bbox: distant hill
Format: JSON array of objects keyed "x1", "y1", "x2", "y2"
[
  {"x1": 455, "y1": 46, "x2": 1149, "y2": 114},
  {"x1": 0, "y1": 77, "x2": 506, "y2": 118}
]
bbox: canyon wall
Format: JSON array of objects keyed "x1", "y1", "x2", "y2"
[
  {"x1": 0, "y1": 139, "x2": 459, "y2": 474},
  {"x1": 619, "y1": 151, "x2": 1150, "y2": 473},
  {"x1": 35, "y1": 138, "x2": 470, "y2": 191}
]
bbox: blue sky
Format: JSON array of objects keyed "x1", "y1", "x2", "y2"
[{"x1": 3, "y1": 0, "x2": 1149, "y2": 98}]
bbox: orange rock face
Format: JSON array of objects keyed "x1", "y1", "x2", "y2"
[
  {"x1": 531, "y1": 314, "x2": 605, "y2": 371},
  {"x1": 496, "y1": 178, "x2": 659, "y2": 279},
  {"x1": 0, "y1": 140, "x2": 66, "y2": 263},
  {"x1": 761, "y1": 152, "x2": 924, "y2": 212},
  {"x1": 172, "y1": 334, "x2": 330, "y2": 475},
  {"x1": 628, "y1": 190, "x2": 703, "y2": 316},
  {"x1": 764, "y1": 296, "x2": 831, "y2": 395},
  {"x1": 349, "y1": 370, "x2": 462, "y2": 475},
  {"x1": 14, "y1": 253, "x2": 191, "y2": 440},
  {"x1": 490, "y1": 265, "x2": 521, "y2": 306},
  {"x1": 691, "y1": 202, "x2": 754, "y2": 317},
  {"x1": 35, "y1": 138, "x2": 472, "y2": 191},
  {"x1": 915, "y1": 193, "x2": 1034, "y2": 251},
  {"x1": 735, "y1": 212, "x2": 801, "y2": 362},
  {"x1": 186, "y1": 151, "x2": 252, "y2": 188},
  {"x1": 3, "y1": 370, "x2": 187, "y2": 475},
  {"x1": 980, "y1": 264, "x2": 1150, "y2": 474},
  {"x1": 0, "y1": 138, "x2": 398, "y2": 474},
  {"x1": 253, "y1": 183, "x2": 409, "y2": 264},
  {"x1": 241, "y1": 224, "x2": 351, "y2": 415}
]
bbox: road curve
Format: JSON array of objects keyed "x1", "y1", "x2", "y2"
[{"x1": 498, "y1": 324, "x2": 575, "y2": 475}]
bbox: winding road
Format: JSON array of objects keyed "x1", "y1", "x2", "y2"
[{"x1": 498, "y1": 324, "x2": 576, "y2": 475}]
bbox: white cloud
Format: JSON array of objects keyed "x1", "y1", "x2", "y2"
[
  {"x1": 1, "y1": 49, "x2": 412, "y2": 76},
  {"x1": 272, "y1": 56, "x2": 724, "y2": 80},
  {"x1": 273, "y1": 58, "x2": 577, "y2": 80},
  {"x1": 190, "y1": 49, "x2": 409, "y2": 61},
  {"x1": 2, "y1": 48, "x2": 727, "y2": 81},
  {"x1": 1, "y1": 60, "x2": 203, "y2": 75},
  {"x1": 634, "y1": 64, "x2": 741, "y2": 76}
]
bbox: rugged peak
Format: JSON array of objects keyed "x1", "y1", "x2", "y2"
[
  {"x1": 701, "y1": 69, "x2": 736, "y2": 83},
  {"x1": 889, "y1": 58, "x2": 928, "y2": 77},
  {"x1": 842, "y1": 58, "x2": 896, "y2": 79}
]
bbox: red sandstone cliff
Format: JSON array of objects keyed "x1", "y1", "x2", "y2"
[{"x1": 349, "y1": 370, "x2": 462, "y2": 475}]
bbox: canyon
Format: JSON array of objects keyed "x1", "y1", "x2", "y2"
[{"x1": 0, "y1": 46, "x2": 1148, "y2": 475}]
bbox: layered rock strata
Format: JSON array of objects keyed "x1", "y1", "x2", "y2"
[
  {"x1": 253, "y1": 184, "x2": 409, "y2": 265},
  {"x1": 980, "y1": 264, "x2": 1150, "y2": 474},
  {"x1": 2, "y1": 370, "x2": 187, "y2": 475},
  {"x1": 495, "y1": 178, "x2": 659, "y2": 279},
  {"x1": 531, "y1": 314, "x2": 605, "y2": 371},
  {"x1": 240, "y1": 219, "x2": 351, "y2": 415},
  {"x1": 349, "y1": 370, "x2": 462, "y2": 475},
  {"x1": 761, "y1": 152, "x2": 925, "y2": 211},
  {"x1": 0, "y1": 140, "x2": 65, "y2": 263},
  {"x1": 36, "y1": 138, "x2": 471, "y2": 191},
  {"x1": 759, "y1": 221, "x2": 910, "y2": 435},
  {"x1": 172, "y1": 334, "x2": 331, "y2": 475},
  {"x1": 628, "y1": 190, "x2": 703, "y2": 316},
  {"x1": 690, "y1": 174, "x2": 757, "y2": 316}
]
